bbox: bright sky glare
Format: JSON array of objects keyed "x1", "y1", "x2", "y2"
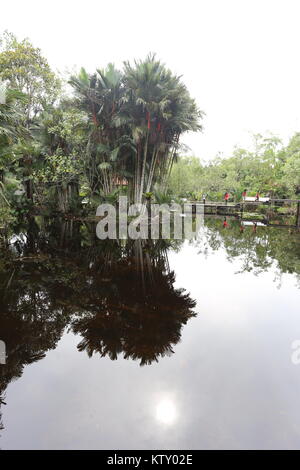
[{"x1": 1, "y1": 0, "x2": 300, "y2": 159}]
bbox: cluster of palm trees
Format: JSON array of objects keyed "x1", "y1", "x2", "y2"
[
  {"x1": 0, "y1": 53, "x2": 202, "y2": 221},
  {"x1": 70, "y1": 54, "x2": 203, "y2": 204}
]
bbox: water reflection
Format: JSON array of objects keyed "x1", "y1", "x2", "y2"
[
  {"x1": 0, "y1": 218, "x2": 196, "y2": 434},
  {"x1": 156, "y1": 398, "x2": 177, "y2": 425},
  {"x1": 0, "y1": 216, "x2": 299, "y2": 445},
  {"x1": 193, "y1": 217, "x2": 300, "y2": 284},
  {"x1": 72, "y1": 239, "x2": 196, "y2": 365}
]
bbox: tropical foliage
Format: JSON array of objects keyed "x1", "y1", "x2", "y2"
[
  {"x1": 1, "y1": 29, "x2": 299, "y2": 235},
  {"x1": 69, "y1": 55, "x2": 202, "y2": 203},
  {"x1": 169, "y1": 133, "x2": 300, "y2": 200},
  {"x1": 0, "y1": 32, "x2": 202, "y2": 228}
]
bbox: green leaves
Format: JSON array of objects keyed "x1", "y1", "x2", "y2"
[
  {"x1": 78, "y1": 67, "x2": 89, "y2": 85},
  {"x1": 33, "y1": 152, "x2": 83, "y2": 184},
  {"x1": 168, "y1": 132, "x2": 300, "y2": 200},
  {"x1": 68, "y1": 54, "x2": 204, "y2": 201},
  {"x1": 110, "y1": 147, "x2": 120, "y2": 161},
  {"x1": 0, "y1": 32, "x2": 61, "y2": 119},
  {"x1": 98, "y1": 162, "x2": 112, "y2": 171}
]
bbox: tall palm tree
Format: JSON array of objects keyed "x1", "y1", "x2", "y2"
[
  {"x1": 70, "y1": 56, "x2": 203, "y2": 204},
  {"x1": 122, "y1": 54, "x2": 203, "y2": 203},
  {"x1": 70, "y1": 65, "x2": 135, "y2": 198}
]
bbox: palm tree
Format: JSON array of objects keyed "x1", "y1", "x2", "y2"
[
  {"x1": 70, "y1": 56, "x2": 203, "y2": 204},
  {"x1": 122, "y1": 54, "x2": 203, "y2": 203},
  {"x1": 70, "y1": 65, "x2": 135, "y2": 198}
]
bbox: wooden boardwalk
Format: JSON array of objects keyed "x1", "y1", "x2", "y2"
[{"x1": 186, "y1": 199, "x2": 300, "y2": 228}]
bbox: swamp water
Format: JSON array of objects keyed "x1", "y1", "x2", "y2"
[{"x1": 0, "y1": 217, "x2": 299, "y2": 449}]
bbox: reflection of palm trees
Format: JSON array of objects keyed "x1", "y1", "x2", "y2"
[
  {"x1": 72, "y1": 239, "x2": 196, "y2": 365},
  {"x1": 0, "y1": 220, "x2": 197, "y2": 434}
]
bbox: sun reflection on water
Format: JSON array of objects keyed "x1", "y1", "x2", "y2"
[{"x1": 156, "y1": 398, "x2": 177, "y2": 425}]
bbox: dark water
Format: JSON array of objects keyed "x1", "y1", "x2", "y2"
[{"x1": 0, "y1": 217, "x2": 300, "y2": 449}]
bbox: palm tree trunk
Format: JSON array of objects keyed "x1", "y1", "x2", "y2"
[
  {"x1": 134, "y1": 142, "x2": 141, "y2": 204},
  {"x1": 138, "y1": 131, "x2": 149, "y2": 203},
  {"x1": 163, "y1": 133, "x2": 180, "y2": 193},
  {"x1": 146, "y1": 146, "x2": 159, "y2": 193}
]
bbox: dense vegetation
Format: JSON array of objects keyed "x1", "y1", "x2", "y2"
[
  {"x1": 0, "y1": 31, "x2": 202, "y2": 234},
  {"x1": 1, "y1": 31, "x2": 299, "y2": 239}
]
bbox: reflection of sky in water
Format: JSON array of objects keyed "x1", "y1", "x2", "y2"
[
  {"x1": 1, "y1": 238, "x2": 300, "y2": 450},
  {"x1": 155, "y1": 397, "x2": 177, "y2": 426}
]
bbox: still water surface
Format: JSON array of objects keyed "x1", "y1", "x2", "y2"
[{"x1": 0, "y1": 218, "x2": 299, "y2": 449}]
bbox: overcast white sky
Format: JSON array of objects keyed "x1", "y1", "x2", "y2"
[{"x1": 1, "y1": 0, "x2": 300, "y2": 159}]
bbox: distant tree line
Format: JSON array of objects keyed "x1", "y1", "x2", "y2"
[{"x1": 168, "y1": 133, "x2": 300, "y2": 201}]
